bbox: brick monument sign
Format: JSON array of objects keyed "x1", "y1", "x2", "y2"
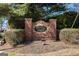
[{"x1": 25, "y1": 18, "x2": 56, "y2": 41}]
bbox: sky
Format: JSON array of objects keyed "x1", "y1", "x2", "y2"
[
  {"x1": 0, "y1": 17, "x2": 8, "y2": 30},
  {"x1": 66, "y1": 3, "x2": 77, "y2": 11}
]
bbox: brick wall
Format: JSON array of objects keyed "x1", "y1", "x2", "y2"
[{"x1": 25, "y1": 18, "x2": 56, "y2": 41}]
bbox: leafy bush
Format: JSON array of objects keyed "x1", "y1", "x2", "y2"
[
  {"x1": 59, "y1": 28, "x2": 79, "y2": 43},
  {"x1": 8, "y1": 17, "x2": 25, "y2": 29},
  {"x1": 5, "y1": 29, "x2": 25, "y2": 47},
  {"x1": 0, "y1": 33, "x2": 5, "y2": 40},
  {"x1": 0, "y1": 33, "x2": 5, "y2": 46},
  {"x1": 9, "y1": 4, "x2": 30, "y2": 17}
]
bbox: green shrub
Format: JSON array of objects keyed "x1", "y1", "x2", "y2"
[
  {"x1": 8, "y1": 18, "x2": 25, "y2": 29},
  {"x1": 0, "y1": 33, "x2": 5, "y2": 40},
  {"x1": 0, "y1": 33, "x2": 5, "y2": 46},
  {"x1": 59, "y1": 28, "x2": 79, "y2": 43},
  {"x1": 5, "y1": 29, "x2": 25, "y2": 47}
]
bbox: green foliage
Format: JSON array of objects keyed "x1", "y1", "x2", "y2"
[
  {"x1": 71, "y1": 13, "x2": 79, "y2": 28},
  {"x1": 0, "y1": 4, "x2": 9, "y2": 16},
  {"x1": 8, "y1": 17, "x2": 25, "y2": 29},
  {"x1": 0, "y1": 33, "x2": 4, "y2": 40},
  {"x1": 59, "y1": 29, "x2": 79, "y2": 43},
  {"x1": 9, "y1": 4, "x2": 30, "y2": 17},
  {"x1": 0, "y1": 3, "x2": 79, "y2": 29},
  {"x1": 56, "y1": 11, "x2": 79, "y2": 29},
  {"x1": 5, "y1": 29, "x2": 24, "y2": 47},
  {"x1": 8, "y1": 18, "x2": 15, "y2": 28},
  {"x1": 51, "y1": 4, "x2": 66, "y2": 11},
  {"x1": 0, "y1": 4, "x2": 9, "y2": 10},
  {"x1": 56, "y1": 14, "x2": 67, "y2": 29},
  {"x1": 26, "y1": 4, "x2": 44, "y2": 20}
]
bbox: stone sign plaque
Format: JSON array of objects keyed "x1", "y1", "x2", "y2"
[
  {"x1": 25, "y1": 18, "x2": 56, "y2": 41},
  {"x1": 34, "y1": 26, "x2": 47, "y2": 32}
]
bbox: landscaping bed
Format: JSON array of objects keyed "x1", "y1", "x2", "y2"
[{"x1": 0, "y1": 40, "x2": 79, "y2": 56}]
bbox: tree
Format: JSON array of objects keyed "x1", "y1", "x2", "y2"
[
  {"x1": 9, "y1": 3, "x2": 30, "y2": 17},
  {"x1": 0, "y1": 3, "x2": 79, "y2": 29},
  {"x1": 0, "y1": 4, "x2": 10, "y2": 16},
  {"x1": 26, "y1": 3, "x2": 66, "y2": 20}
]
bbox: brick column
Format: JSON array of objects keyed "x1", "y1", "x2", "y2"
[
  {"x1": 49, "y1": 19, "x2": 56, "y2": 40},
  {"x1": 25, "y1": 18, "x2": 32, "y2": 40}
]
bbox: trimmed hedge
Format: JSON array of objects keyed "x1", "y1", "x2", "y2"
[
  {"x1": 5, "y1": 29, "x2": 25, "y2": 47},
  {"x1": 0, "y1": 33, "x2": 4, "y2": 40},
  {"x1": 59, "y1": 28, "x2": 79, "y2": 44},
  {"x1": 0, "y1": 33, "x2": 5, "y2": 46}
]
